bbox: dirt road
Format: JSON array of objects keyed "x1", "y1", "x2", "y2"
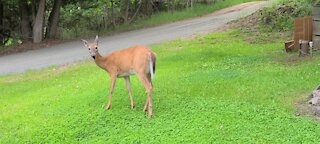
[{"x1": 0, "y1": 1, "x2": 270, "y2": 75}]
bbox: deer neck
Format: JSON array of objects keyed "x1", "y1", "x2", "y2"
[{"x1": 93, "y1": 52, "x2": 105, "y2": 69}]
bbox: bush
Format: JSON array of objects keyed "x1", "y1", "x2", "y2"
[
  {"x1": 259, "y1": 0, "x2": 313, "y2": 32},
  {"x1": 59, "y1": 1, "x2": 108, "y2": 39}
]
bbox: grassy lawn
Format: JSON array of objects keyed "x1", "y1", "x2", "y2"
[{"x1": 1, "y1": 30, "x2": 320, "y2": 143}]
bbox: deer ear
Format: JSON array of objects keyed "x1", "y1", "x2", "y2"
[
  {"x1": 94, "y1": 35, "x2": 99, "y2": 45},
  {"x1": 82, "y1": 39, "x2": 89, "y2": 47}
]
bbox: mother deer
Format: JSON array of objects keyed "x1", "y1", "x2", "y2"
[{"x1": 82, "y1": 36, "x2": 156, "y2": 118}]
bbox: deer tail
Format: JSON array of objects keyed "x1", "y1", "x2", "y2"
[{"x1": 148, "y1": 52, "x2": 156, "y2": 79}]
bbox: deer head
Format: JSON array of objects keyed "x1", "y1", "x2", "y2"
[{"x1": 82, "y1": 35, "x2": 99, "y2": 59}]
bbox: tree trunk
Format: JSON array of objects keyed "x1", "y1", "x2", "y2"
[
  {"x1": 20, "y1": 1, "x2": 32, "y2": 39},
  {"x1": 167, "y1": 0, "x2": 175, "y2": 13},
  {"x1": 190, "y1": 0, "x2": 193, "y2": 8},
  {"x1": 46, "y1": 0, "x2": 62, "y2": 38},
  {"x1": 124, "y1": 0, "x2": 130, "y2": 23},
  {"x1": 111, "y1": 0, "x2": 116, "y2": 28},
  {"x1": 33, "y1": 0, "x2": 45, "y2": 43},
  {"x1": 0, "y1": 2, "x2": 3, "y2": 29},
  {"x1": 128, "y1": 0, "x2": 142, "y2": 24},
  {"x1": 31, "y1": 0, "x2": 36, "y2": 22},
  {"x1": 142, "y1": 0, "x2": 152, "y2": 17}
]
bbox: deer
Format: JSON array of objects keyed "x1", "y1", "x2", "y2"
[{"x1": 82, "y1": 36, "x2": 156, "y2": 118}]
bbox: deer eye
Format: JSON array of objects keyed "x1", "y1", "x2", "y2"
[
  {"x1": 88, "y1": 48, "x2": 90, "y2": 50},
  {"x1": 95, "y1": 47, "x2": 98, "y2": 49}
]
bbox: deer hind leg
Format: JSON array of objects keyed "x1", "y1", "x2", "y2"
[
  {"x1": 147, "y1": 73, "x2": 153, "y2": 87},
  {"x1": 137, "y1": 72, "x2": 153, "y2": 118},
  {"x1": 106, "y1": 75, "x2": 117, "y2": 109},
  {"x1": 143, "y1": 95, "x2": 149, "y2": 113},
  {"x1": 124, "y1": 76, "x2": 135, "y2": 109},
  {"x1": 143, "y1": 73, "x2": 153, "y2": 112}
]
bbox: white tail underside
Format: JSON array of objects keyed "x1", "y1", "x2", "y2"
[{"x1": 148, "y1": 52, "x2": 155, "y2": 79}]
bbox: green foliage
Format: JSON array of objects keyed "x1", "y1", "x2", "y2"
[
  {"x1": 59, "y1": 0, "x2": 257, "y2": 39},
  {"x1": 4, "y1": 38, "x2": 13, "y2": 47},
  {"x1": 0, "y1": 0, "x2": 258, "y2": 45},
  {"x1": 59, "y1": 0, "x2": 108, "y2": 38},
  {"x1": 1, "y1": 30, "x2": 320, "y2": 143},
  {"x1": 259, "y1": 0, "x2": 313, "y2": 32},
  {"x1": 3, "y1": 38, "x2": 22, "y2": 47}
]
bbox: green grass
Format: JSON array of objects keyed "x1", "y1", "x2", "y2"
[
  {"x1": 61, "y1": 0, "x2": 259, "y2": 39},
  {"x1": 1, "y1": 30, "x2": 320, "y2": 143}
]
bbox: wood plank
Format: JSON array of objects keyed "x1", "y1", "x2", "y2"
[
  {"x1": 294, "y1": 33, "x2": 303, "y2": 49},
  {"x1": 304, "y1": 17, "x2": 312, "y2": 40},
  {"x1": 294, "y1": 17, "x2": 313, "y2": 49},
  {"x1": 313, "y1": 6, "x2": 320, "y2": 20},
  {"x1": 314, "y1": 21, "x2": 320, "y2": 36},
  {"x1": 294, "y1": 18, "x2": 304, "y2": 49},
  {"x1": 313, "y1": 36, "x2": 320, "y2": 49},
  {"x1": 313, "y1": 6, "x2": 320, "y2": 15},
  {"x1": 285, "y1": 40, "x2": 294, "y2": 52}
]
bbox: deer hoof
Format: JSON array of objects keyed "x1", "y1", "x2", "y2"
[
  {"x1": 106, "y1": 104, "x2": 111, "y2": 110},
  {"x1": 148, "y1": 113, "x2": 153, "y2": 118},
  {"x1": 148, "y1": 107, "x2": 153, "y2": 118}
]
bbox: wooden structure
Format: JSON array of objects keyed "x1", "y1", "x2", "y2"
[
  {"x1": 294, "y1": 16, "x2": 313, "y2": 50},
  {"x1": 299, "y1": 40, "x2": 310, "y2": 56},
  {"x1": 313, "y1": 5, "x2": 320, "y2": 50},
  {"x1": 285, "y1": 5, "x2": 320, "y2": 53},
  {"x1": 285, "y1": 40, "x2": 294, "y2": 52}
]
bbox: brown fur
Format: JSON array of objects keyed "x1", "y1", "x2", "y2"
[{"x1": 82, "y1": 36, "x2": 156, "y2": 118}]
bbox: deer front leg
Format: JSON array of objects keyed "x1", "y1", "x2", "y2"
[
  {"x1": 106, "y1": 75, "x2": 117, "y2": 109},
  {"x1": 124, "y1": 76, "x2": 135, "y2": 109}
]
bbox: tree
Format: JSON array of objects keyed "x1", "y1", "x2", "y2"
[
  {"x1": 20, "y1": 0, "x2": 32, "y2": 39},
  {"x1": 0, "y1": 2, "x2": 3, "y2": 28},
  {"x1": 121, "y1": 0, "x2": 130, "y2": 23},
  {"x1": 110, "y1": 0, "x2": 116, "y2": 28},
  {"x1": 142, "y1": 0, "x2": 152, "y2": 17},
  {"x1": 129, "y1": 0, "x2": 142, "y2": 24},
  {"x1": 1, "y1": 0, "x2": 225, "y2": 45},
  {"x1": 187, "y1": 0, "x2": 194, "y2": 8},
  {"x1": 46, "y1": 0, "x2": 62, "y2": 38},
  {"x1": 33, "y1": 0, "x2": 45, "y2": 43}
]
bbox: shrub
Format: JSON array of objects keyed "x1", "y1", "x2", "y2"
[{"x1": 259, "y1": 0, "x2": 313, "y2": 32}]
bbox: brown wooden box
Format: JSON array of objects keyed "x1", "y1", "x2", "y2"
[
  {"x1": 285, "y1": 40, "x2": 294, "y2": 52},
  {"x1": 294, "y1": 17, "x2": 313, "y2": 50}
]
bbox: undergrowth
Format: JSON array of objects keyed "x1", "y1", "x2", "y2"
[
  {"x1": 259, "y1": 0, "x2": 314, "y2": 32},
  {"x1": 60, "y1": 0, "x2": 258, "y2": 39}
]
